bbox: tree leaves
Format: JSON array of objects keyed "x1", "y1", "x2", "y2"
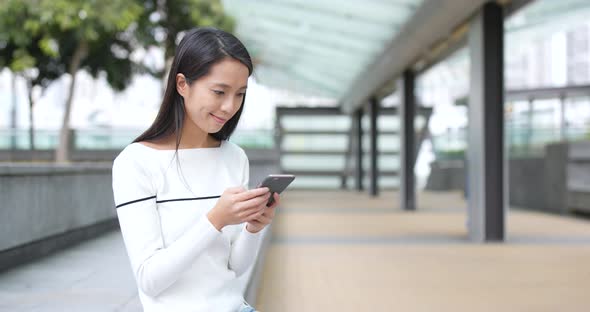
[{"x1": 0, "y1": 0, "x2": 237, "y2": 89}]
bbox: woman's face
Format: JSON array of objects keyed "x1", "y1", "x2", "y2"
[{"x1": 177, "y1": 57, "x2": 249, "y2": 135}]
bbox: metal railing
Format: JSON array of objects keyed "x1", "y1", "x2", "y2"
[
  {"x1": 439, "y1": 85, "x2": 590, "y2": 160},
  {"x1": 431, "y1": 125, "x2": 590, "y2": 159},
  {"x1": 275, "y1": 106, "x2": 432, "y2": 189},
  {"x1": 0, "y1": 128, "x2": 275, "y2": 151}
]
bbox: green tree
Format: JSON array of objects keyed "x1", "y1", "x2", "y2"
[
  {"x1": 0, "y1": 1, "x2": 63, "y2": 151},
  {"x1": 1, "y1": 0, "x2": 144, "y2": 161},
  {"x1": 1, "y1": 0, "x2": 234, "y2": 161},
  {"x1": 32, "y1": 0, "x2": 143, "y2": 162}
]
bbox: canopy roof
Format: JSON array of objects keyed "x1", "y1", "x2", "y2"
[
  {"x1": 223, "y1": 0, "x2": 590, "y2": 111},
  {"x1": 223, "y1": 0, "x2": 423, "y2": 99}
]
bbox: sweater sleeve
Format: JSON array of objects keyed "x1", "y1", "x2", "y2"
[
  {"x1": 112, "y1": 149, "x2": 221, "y2": 297},
  {"x1": 227, "y1": 150, "x2": 264, "y2": 277}
]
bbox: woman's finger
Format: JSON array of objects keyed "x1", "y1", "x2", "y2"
[
  {"x1": 268, "y1": 194, "x2": 280, "y2": 209},
  {"x1": 240, "y1": 200, "x2": 266, "y2": 215},
  {"x1": 257, "y1": 207, "x2": 275, "y2": 222},
  {"x1": 235, "y1": 187, "x2": 269, "y2": 202},
  {"x1": 239, "y1": 193, "x2": 271, "y2": 210},
  {"x1": 238, "y1": 206, "x2": 262, "y2": 221},
  {"x1": 243, "y1": 205, "x2": 266, "y2": 220}
]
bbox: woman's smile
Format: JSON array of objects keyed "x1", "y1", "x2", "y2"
[{"x1": 210, "y1": 113, "x2": 227, "y2": 124}]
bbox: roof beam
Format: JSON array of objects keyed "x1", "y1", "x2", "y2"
[
  {"x1": 340, "y1": 0, "x2": 491, "y2": 113},
  {"x1": 340, "y1": 0, "x2": 537, "y2": 113}
]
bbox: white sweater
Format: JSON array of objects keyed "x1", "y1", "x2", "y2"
[{"x1": 111, "y1": 140, "x2": 264, "y2": 312}]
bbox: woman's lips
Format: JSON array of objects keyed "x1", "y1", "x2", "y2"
[{"x1": 210, "y1": 113, "x2": 227, "y2": 124}]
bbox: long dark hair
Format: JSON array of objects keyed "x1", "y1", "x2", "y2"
[{"x1": 133, "y1": 27, "x2": 253, "y2": 149}]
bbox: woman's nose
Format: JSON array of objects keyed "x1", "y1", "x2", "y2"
[{"x1": 221, "y1": 97, "x2": 238, "y2": 113}]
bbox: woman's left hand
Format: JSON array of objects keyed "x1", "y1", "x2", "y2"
[{"x1": 246, "y1": 193, "x2": 280, "y2": 233}]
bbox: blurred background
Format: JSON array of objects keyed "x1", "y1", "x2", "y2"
[
  {"x1": 1, "y1": 0, "x2": 590, "y2": 311},
  {"x1": 2, "y1": 0, "x2": 590, "y2": 188}
]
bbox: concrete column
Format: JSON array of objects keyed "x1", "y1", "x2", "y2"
[
  {"x1": 400, "y1": 70, "x2": 416, "y2": 211},
  {"x1": 467, "y1": 2, "x2": 505, "y2": 242},
  {"x1": 369, "y1": 97, "x2": 379, "y2": 197},
  {"x1": 355, "y1": 108, "x2": 364, "y2": 191}
]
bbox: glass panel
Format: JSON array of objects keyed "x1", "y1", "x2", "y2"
[
  {"x1": 281, "y1": 116, "x2": 350, "y2": 130},
  {"x1": 282, "y1": 135, "x2": 348, "y2": 151},
  {"x1": 281, "y1": 155, "x2": 345, "y2": 171}
]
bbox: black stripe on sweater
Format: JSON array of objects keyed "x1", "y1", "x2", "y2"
[
  {"x1": 115, "y1": 195, "x2": 157, "y2": 209},
  {"x1": 156, "y1": 195, "x2": 221, "y2": 204},
  {"x1": 115, "y1": 195, "x2": 221, "y2": 209}
]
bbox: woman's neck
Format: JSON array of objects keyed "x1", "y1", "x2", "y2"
[{"x1": 177, "y1": 120, "x2": 220, "y2": 149}]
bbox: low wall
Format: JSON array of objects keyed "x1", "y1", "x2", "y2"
[
  {"x1": 545, "y1": 143, "x2": 568, "y2": 214},
  {"x1": 508, "y1": 157, "x2": 547, "y2": 211},
  {"x1": 568, "y1": 141, "x2": 590, "y2": 214},
  {"x1": 0, "y1": 163, "x2": 116, "y2": 272},
  {"x1": 0, "y1": 149, "x2": 122, "y2": 162},
  {"x1": 246, "y1": 149, "x2": 280, "y2": 188},
  {"x1": 425, "y1": 160, "x2": 465, "y2": 191},
  {"x1": 425, "y1": 141, "x2": 590, "y2": 214}
]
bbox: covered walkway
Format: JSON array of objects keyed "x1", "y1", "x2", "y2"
[{"x1": 2, "y1": 1, "x2": 590, "y2": 311}]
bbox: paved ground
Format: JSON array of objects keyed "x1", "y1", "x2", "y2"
[
  {"x1": 0, "y1": 231, "x2": 142, "y2": 312},
  {"x1": 1, "y1": 190, "x2": 590, "y2": 311},
  {"x1": 256, "y1": 190, "x2": 590, "y2": 312}
]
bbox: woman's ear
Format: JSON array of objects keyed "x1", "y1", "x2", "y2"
[{"x1": 176, "y1": 73, "x2": 189, "y2": 97}]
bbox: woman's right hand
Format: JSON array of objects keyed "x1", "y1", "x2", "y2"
[{"x1": 207, "y1": 186, "x2": 271, "y2": 231}]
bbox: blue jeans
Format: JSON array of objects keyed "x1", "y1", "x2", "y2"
[{"x1": 238, "y1": 300, "x2": 258, "y2": 312}]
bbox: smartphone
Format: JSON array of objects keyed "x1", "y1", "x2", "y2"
[{"x1": 258, "y1": 174, "x2": 296, "y2": 206}]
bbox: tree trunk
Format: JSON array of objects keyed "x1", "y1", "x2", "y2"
[
  {"x1": 10, "y1": 73, "x2": 17, "y2": 150},
  {"x1": 55, "y1": 41, "x2": 88, "y2": 163},
  {"x1": 27, "y1": 80, "x2": 36, "y2": 151}
]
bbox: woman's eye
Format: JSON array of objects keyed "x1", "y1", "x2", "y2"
[
  {"x1": 212, "y1": 90, "x2": 224, "y2": 95},
  {"x1": 238, "y1": 92, "x2": 246, "y2": 97}
]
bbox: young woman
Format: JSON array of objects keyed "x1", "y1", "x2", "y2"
[{"x1": 111, "y1": 27, "x2": 277, "y2": 312}]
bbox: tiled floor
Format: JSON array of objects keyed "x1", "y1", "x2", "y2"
[
  {"x1": 256, "y1": 190, "x2": 590, "y2": 312},
  {"x1": 0, "y1": 231, "x2": 142, "y2": 312}
]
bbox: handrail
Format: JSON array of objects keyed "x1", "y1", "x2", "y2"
[{"x1": 276, "y1": 106, "x2": 433, "y2": 189}]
